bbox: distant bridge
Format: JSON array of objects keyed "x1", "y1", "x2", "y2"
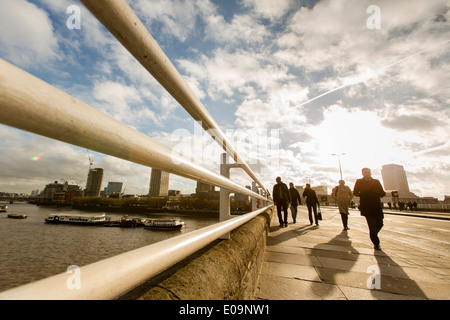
[{"x1": 0, "y1": 196, "x2": 32, "y2": 202}]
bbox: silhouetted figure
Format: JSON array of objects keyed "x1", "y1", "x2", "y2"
[
  {"x1": 353, "y1": 168, "x2": 386, "y2": 250},
  {"x1": 331, "y1": 180, "x2": 353, "y2": 230},
  {"x1": 289, "y1": 182, "x2": 301, "y2": 224},
  {"x1": 302, "y1": 183, "x2": 319, "y2": 226},
  {"x1": 407, "y1": 201, "x2": 413, "y2": 211},
  {"x1": 273, "y1": 177, "x2": 291, "y2": 227}
]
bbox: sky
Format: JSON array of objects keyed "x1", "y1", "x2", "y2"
[{"x1": 0, "y1": 0, "x2": 449, "y2": 199}]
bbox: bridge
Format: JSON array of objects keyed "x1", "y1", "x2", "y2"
[
  {"x1": 0, "y1": 0, "x2": 272, "y2": 300},
  {"x1": 1, "y1": 0, "x2": 449, "y2": 301}
]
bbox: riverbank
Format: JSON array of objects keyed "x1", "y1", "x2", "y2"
[
  {"x1": 28, "y1": 196, "x2": 254, "y2": 216},
  {"x1": 71, "y1": 204, "x2": 221, "y2": 216}
]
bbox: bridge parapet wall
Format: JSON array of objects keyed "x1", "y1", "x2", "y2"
[{"x1": 121, "y1": 208, "x2": 273, "y2": 300}]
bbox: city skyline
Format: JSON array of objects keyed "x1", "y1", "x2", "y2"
[
  {"x1": 0, "y1": 0, "x2": 449, "y2": 199},
  {"x1": 4, "y1": 161, "x2": 440, "y2": 202}
]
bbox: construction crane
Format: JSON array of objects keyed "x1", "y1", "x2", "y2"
[{"x1": 87, "y1": 149, "x2": 94, "y2": 170}]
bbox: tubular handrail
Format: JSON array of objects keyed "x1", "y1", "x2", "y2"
[
  {"x1": 0, "y1": 205, "x2": 273, "y2": 300},
  {"x1": 0, "y1": 59, "x2": 267, "y2": 201},
  {"x1": 0, "y1": 0, "x2": 274, "y2": 300},
  {"x1": 80, "y1": 0, "x2": 269, "y2": 196}
]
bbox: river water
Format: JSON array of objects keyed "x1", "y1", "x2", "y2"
[{"x1": 0, "y1": 202, "x2": 219, "y2": 292}]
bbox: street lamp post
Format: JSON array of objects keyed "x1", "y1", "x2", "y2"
[{"x1": 331, "y1": 153, "x2": 345, "y2": 180}]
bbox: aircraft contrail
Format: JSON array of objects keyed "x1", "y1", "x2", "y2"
[
  {"x1": 236, "y1": 40, "x2": 450, "y2": 147},
  {"x1": 292, "y1": 39, "x2": 450, "y2": 111}
]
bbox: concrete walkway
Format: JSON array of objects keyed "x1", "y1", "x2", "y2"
[{"x1": 255, "y1": 206, "x2": 450, "y2": 300}]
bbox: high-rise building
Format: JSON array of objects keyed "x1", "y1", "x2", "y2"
[
  {"x1": 381, "y1": 164, "x2": 410, "y2": 191},
  {"x1": 105, "y1": 182, "x2": 123, "y2": 195},
  {"x1": 196, "y1": 181, "x2": 215, "y2": 194},
  {"x1": 381, "y1": 164, "x2": 417, "y2": 200},
  {"x1": 195, "y1": 181, "x2": 218, "y2": 199},
  {"x1": 85, "y1": 168, "x2": 104, "y2": 197},
  {"x1": 149, "y1": 169, "x2": 169, "y2": 196}
]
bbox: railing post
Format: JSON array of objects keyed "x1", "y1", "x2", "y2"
[
  {"x1": 220, "y1": 153, "x2": 231, "y2": 239},
  {"x1": 262, "y1": 190, "x2": 269, "y2": 208},
  {"x1": 251, "y1": 181, "x2": 258, "y2": 211},
  {"x1": 219, "y1": 153, "x2": 257, "y2": 239}
]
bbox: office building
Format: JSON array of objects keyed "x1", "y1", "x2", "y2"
[
  {"x1": 381, "y1": 164, "x2": 417, "y2": 199},
  {"x1": 39, "y1": 181, "x2": 82, "y2": 204},
  {"x1": 195, "y1": 181, "x2": 218, "y2": 199},
  {"x1": 105, "y1": 182, "x2": 123, "y2": 195},
  {"x1": 149, "y1": 168, "x2": 170, "y2": 196},
  {"x1": 196, "y1": 181, "x2": 215, "y2": 194},
  {"x1": 85, "y1": 168, "x2": 104, "y2": 197},
  {"x1": 381, "y1": 164, "x2": 410, "y2": 192}
]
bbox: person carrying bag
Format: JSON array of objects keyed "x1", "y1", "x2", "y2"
[{"x1": 331, "y1": 180, "x2": 353, "y2": 230}]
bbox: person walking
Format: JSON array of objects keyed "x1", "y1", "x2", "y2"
[
  {"x1": 273, "y1": 177, "x2": 291, "y2": 227},
  {"x1": 289, "y1": 182, "x2": 301, "y2": 224},
  {"x1": 353, "y1": 168, "x2": 386, "y2": 250},
  {"x1": 331, "y1": 180, "x2": 353, "y2": 231},
  {"x1": 302, "y1": 183, "x2": 320, "y2": 226}
]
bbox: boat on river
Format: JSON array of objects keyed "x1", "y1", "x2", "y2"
[
  {"x1": 0, "y1": 205, "x2": 8, "y2": 212},
  {"x1": 7, "y1": 213, "x2": 27, "y2": 219},
  {"x1": 104, "y1": 215, "x2": 147, "y2": 228},
  {"x1": 144, "y1": 218, "x2": 184, "y2": 230},
  {"x1": 45, "y1": 213, "x2": 106, "y2": 225}
]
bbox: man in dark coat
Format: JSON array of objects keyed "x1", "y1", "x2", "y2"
[
  {"x1": 273, "y1": 177, "x2": 291, "y2": 227},
  {"x1": 302, "y1": 183, "x2": 320, "y2": 226},
  {"x1": 289, "y1": 182, "x2": 301, "y2": 224},
  {"x1": 353, "y1": 168, "x2": 386, "y2": 250}
]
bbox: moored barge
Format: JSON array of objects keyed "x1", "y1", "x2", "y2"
[
  {"x1": 144, "y1": 218, "x2": 184, "y2": 230},
  {"x1": 45, "y1": 213, "x2": 106, "y2": 225}
]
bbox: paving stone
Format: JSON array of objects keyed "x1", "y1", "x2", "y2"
[
  {"x1": 256, "y1": 275, "x2": 346, "y2": 300},
  {"x1": 255, "y1": 207, "x2": 450, "y2": 300}
]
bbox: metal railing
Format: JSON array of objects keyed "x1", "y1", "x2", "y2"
[
  {"x1": 0, "y1": 205, "x2": 272, "y2": 300},
  {"x1": 80, "y1": 0, "x2": 269, "y2": 196},
  {"x1": 0, "y1": 0, "x2": 272, "y2": 299}
]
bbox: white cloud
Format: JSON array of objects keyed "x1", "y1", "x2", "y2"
[
  {"x1": 93, "y1": 81, "x2": 141, "y2": 118},
  {"x1": 92, "y1": 80, "x2": 163, "y2": 127},
  {"x1": 278, "y1": 0, "x2": 450, "y2": 96},
  {"x1": 0, "y1": 0, "x2": 59, "y2": 67},
  {"x1": 235, "y1": 82, "x2": 309, "y2": 130},
  {"x1": 0, "y1": 127, "x2": 88, "y2": 192},
  {"x1": 178, "y1": 48, "x2": 297, "y2": 103},
  {"x1": 242, "y1": 0, "x2": 294, "y2": 21},
  {"x1": 132, "y1": 0, "x2": 200, "y2": 42},
  {"x1": 203, "y1": 13, "x2": 269, "y2": 46}
]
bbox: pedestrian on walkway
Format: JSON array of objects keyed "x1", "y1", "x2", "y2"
[
  {"x1": 302, "y1": 183, "x2": 320, "y2": 226},
  {"x1": 331, "y1": 180, "x2": 353, "y2": 231},
  {"x1": 353, "y1": 168, "x2": 386, "y2": 250},
  {"x1": 273, "y1": 177, "x2": 291, "y2": 227},
  {"x1": 289, "y1": 182, "x2": 301, "y2": 224}
]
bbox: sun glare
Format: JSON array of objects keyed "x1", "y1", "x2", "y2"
[{"x1": 309, "y1": 105, "x2": 411, "y2": 177}]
